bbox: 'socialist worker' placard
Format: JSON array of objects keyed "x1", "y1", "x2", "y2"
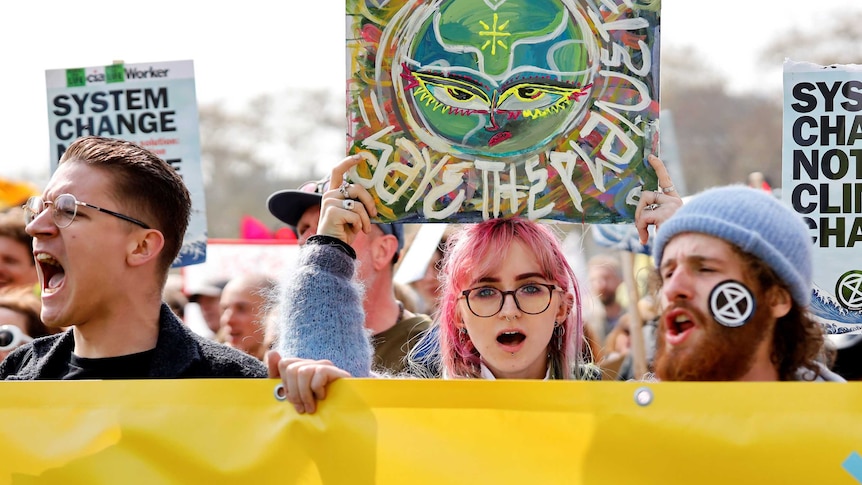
[
  {"x1": 45, "y1": 60, "x2": 207, "y2": 266},
  {"x1": 783, "y1": 59, "x2": 862, "y2": 331}
]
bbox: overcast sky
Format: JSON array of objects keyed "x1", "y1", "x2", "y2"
[{"x1": 2, "y1": 0, "x2": 858, "y2": 182}]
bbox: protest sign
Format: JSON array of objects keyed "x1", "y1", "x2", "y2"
[
  {"x1": 783, "y1": 60, "x2": 862, "y2": 330},
  {"x1": 345, "y1": 0, "x2": 660, "y2": 224},
  {"x1": 45, "y1": 59, "x2": 206, "y2": 266}
]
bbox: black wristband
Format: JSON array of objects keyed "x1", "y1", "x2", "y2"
[{"x1": 305, "y1": 235, "x2": 356, "y2": 259}]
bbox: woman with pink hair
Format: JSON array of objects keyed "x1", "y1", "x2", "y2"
[
  {"x1": 415, "y1": 217, "x2": 587, "y2": 380},
  {"x1": 267, "y1": 155, "x2": 679, "y2": 413}
]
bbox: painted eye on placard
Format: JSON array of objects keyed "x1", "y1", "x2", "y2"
[
  {"x1": 497, "y1": 83, "x2": 586, "y2": 111},
  {"x1": 427, "y1": 84, "x2": 487, "y2": 109},
  {"x1": 412, "y1": 72, "x2": 491, "y2": 112},
  {"x1": 445, "y1": 86, "x2": 474, "y2": 101}
]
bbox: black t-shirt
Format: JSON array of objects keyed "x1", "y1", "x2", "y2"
[{"x1": 59, "y1": 349, "x2": 157, "y2": 380}]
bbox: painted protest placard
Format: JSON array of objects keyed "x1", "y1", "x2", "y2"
[
  {"x1": 45, "y1": 60, "x2": 207, "y2": 266},
  {"x1": 345, "y1": 0, "x2": 660, "y2": 224},
  {"x1": 782, "y1": 60, "x2": 862, "y2": 330}
]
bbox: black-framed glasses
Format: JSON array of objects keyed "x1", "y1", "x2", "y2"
[
  {"x1": 461, "y1": 283, "x2": 558, "y2": 318},
  {"x1": 23, "y1": 194, "x2": 150, "y2": 229}
]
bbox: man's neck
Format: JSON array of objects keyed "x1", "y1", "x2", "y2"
[
  {"x1": 737, "y1": 360, "x2": 780, "y2": 381},
  {"x1": 363, "y1": 282, "x2": 402, "y2": 335},
  {"x1": 72, "y1": 297, "x2": 162, "y2": 358}
]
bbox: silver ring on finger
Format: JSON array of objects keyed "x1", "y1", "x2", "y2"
[
  {"x1": 339, "y1": 181, "x2": 351, "y2": 198},
  {"x1": 342, "y1": 199, "x2": 356, "y2": 211},
  {"x1": 660, "y1": 184, "x2": 675, "y2": 194},
  {"x1": 645, "y1": 203, "x2": 660, "y2": 211}
]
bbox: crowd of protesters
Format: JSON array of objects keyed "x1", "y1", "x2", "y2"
[{"x1": 0, "y1": 137, "x2": 857, "y2": 397}]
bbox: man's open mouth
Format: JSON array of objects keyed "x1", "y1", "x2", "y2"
[
  {"x1": 668, "y1": 314, "x2": 695, "y2": 336},
  {"x1": 36, "y1": 253, "x2": 65, "y2": 294}
]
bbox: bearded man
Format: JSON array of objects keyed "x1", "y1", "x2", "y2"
[{"x1": 650, "y1": 185, "x2": 843, "y2": 382}]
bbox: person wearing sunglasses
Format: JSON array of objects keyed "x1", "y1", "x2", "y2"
[{"x1": 0, "y1": 136, "x2": 266, "y2": 380}]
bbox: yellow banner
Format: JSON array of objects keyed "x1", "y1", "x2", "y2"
[{"x1": 1, "y1": 380, "x2": 861, "y2": 484}]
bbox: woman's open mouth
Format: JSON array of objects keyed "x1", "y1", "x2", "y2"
[{"x1": 496, "y1": 330, "x2": 526, "y2": 352}]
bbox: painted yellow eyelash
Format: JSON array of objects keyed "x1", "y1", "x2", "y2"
[
  {"x1": 498, "y1": 83, "x2": 589, "y2": 119},
  {"x1": 521, "y1": 96, "x2": 575, "y2": 119},
  {"x1": 410, "y1": 72, "x2": 491, "y2": 113},
  {"x1": 499, "y1": 83, "x2": 579, "y2": 102}
]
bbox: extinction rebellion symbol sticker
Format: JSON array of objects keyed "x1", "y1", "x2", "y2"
[
  {"x1": 709, "y1": 280, "x2": 755, "y2": 327},
  {"x1": 835, "y1": 270, "x2": 862, "y2": 311}
]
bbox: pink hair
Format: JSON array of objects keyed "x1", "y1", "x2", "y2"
[{"x1": 436, "y1": 218, "x2": 585, "y2": 379}]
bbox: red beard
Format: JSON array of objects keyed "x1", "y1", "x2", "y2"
[{"x1": 654, "y1": 299, "x2": 771, "y2": 381}]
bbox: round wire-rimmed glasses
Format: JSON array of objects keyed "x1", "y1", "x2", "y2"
[
  {"x1": 23, "y1": 194, "x2": 150, "y2": 229},
  {"x1": 460, "y1": 283, "x2": 558, "y2": 318}
]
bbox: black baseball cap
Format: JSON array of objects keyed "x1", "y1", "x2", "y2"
[
  {"x1": 267, "y1": 178, "x2": 330, "y2": 228},
  {"x1": 267, "y1": 178, "x2": 404, "y2": 257}
]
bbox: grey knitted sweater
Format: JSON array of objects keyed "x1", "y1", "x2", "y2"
[{"x1": 275, "y1": 243, "x2": 374, "y2": 377}]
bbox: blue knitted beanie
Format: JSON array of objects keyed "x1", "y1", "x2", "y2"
[{"x1": 654, "y1": 185, "x2": 813, "y2": 306}]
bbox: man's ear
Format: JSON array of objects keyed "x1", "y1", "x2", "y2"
[
  {"x1": 127, "y1": 229, "x2": 165, "y2": 267},
  {"x1": 767, "y1": 285, "x2": 792, "y2": 320},
  {"x1": 372, "y1": 234, "x2": 399, "y2": 271}
]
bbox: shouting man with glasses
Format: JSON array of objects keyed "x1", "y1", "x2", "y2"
[{"x1": 0, "y1": 136, "x2": 266, "y2": 380}]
